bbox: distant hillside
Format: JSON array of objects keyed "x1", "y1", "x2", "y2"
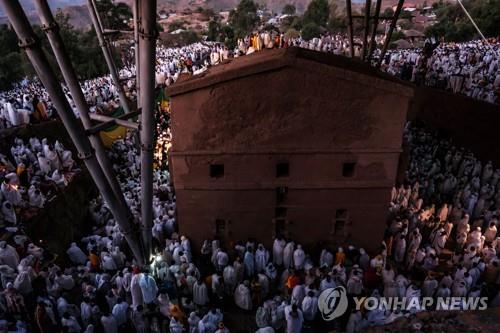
[
  {"x1": 0, "y1": 0, "x2": 436, "y2": 30},
  {"x1": 121, "y1": 0, "x2": 435, "y2": 15},
  {"x1": 0, "y1": 0, "x2": 89, "y2": 29}
]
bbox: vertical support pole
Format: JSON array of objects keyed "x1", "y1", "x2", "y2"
[
  {"x1": 33, "y1": 0, "x2": 127, "y2": 204},
  {"x1": 133, "y1": 0, "x2": 140, "y2": 103},
  {"x1": 367, "y1": 0, "x2": 382, "y2": 62},
  {"x1": 345, "y1": 0, "x2": 354, "y2": 57},
  {"x1": 377, "y1": 0, "x2": 405, "y2": 68},
  {"x1": 2, "y1": 0, "x2": 145, "y2": 265},
  {"x1": 361, "y1": 0, "x2": 372, "y2": 61},
  {"x1": 138, "y1": 0, "x2": 157, "y2": 263},
  {"x1": 86, "y1": 0, "x2": 131, "y2": 114}
]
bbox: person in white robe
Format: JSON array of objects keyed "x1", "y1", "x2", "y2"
[
  {"x1": 28, "y1": 186, "x2": 45, "y2": 208},
  {"x1": 272, "y1": 238, "x2": 286, "y2": 266},
  {"x1": 100, "y1": 312, "x2": 118, "y2": 333},
  {"x1": 293, "y1": 245, "x2": 305, "y2": 270},
  {"x1": 62, "y1": 313, "x2": 82, "y2": 333},
  {"x1": 234, "y1": 281, "x2": 252, "y2": 310},
  {"x1": 422, "y1": 274, "x2": 438, "y2": 297},
  {"x1": 244, "y1": 249, "x2": 255, "y2": 278},
  {"x1": 320, "y1": 249, "x2": 333, "y2": 268},
  {"x1": 346, "y1": 310, "x2": 365, "y2": 333},
  {"x1": 80, "y1": 298, "x2": 92, "y2": 327},
  {"x1": 347, "y1": 266, "x2": 364, "y2": 295},
  {"x1": 283, "y1": 242, "x2": 294, "y2": 269},
  {"x1": 101, "y1": 253, "x2": 117, "y2": 272},
  {"x1": 193, "y1": 279, "x2": 209, "y2": 306},
  {"x1": 157, "y1": 292, "x2": 170, "y2": 317},
  {"x1": 131, "y1": 305, "x2": 146, "y2": 333},
  {"x1": 13, "y1": 270, "x2": 32, "y2": 295},
  {"x1": 256, "y1": 326, "x2": 275, "y2": 333},
  {"x1": 188, "y1": 311, "x2": 200, "y2": 333},
  {"x1": 1, "y1": 178, "x2": 21, "y2": 206},
  {"x1": 216, "y1": 249, "x2": 229, "y2": 271},
  {"x1": 112, "y1": 298, "x2": 128, "y2": 327},
  {"x1": 130, "y1": 271, "x2": 144, "y2": 309},
  {"x1": 485, "y1": 222, "x2": 497, "y2": 243},
  {"x1": 55, "y1": 271, "x2": 75, "y2": 291},
  {"x1": 0, "y1": 241, "x2": 19, "y2": 269},
  {"x1": 139, "y1": 272, "x2": 158, "y2": 304},
  {"x1": 301, "y1": 291, "x2": 318, "y2": 321},
  {"x1": 284, "y1": 304, "x2": 303, "y2": 333},
  {"x1": 223, "y1": 264, "x2": 237, "y2": 295},
  {"x1": 319, "y1": 275, "x2": 336, "y2": 292},
  {"x1": 51, "y1": 169, "x2": 67, "y2": 187},
  {"x1": 170, "y1": 316, "x2": 184, "y2": 333},
  {"x1": 358, "y1": 248, "x2": 370, "y2": 271},
  {"x1": 66, "y1": 242, "x2": 87, "y2": 265},
  {"x1": 255, "y1": 244, "x2": 269, "y2": 273}
]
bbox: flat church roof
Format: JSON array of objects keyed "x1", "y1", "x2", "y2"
[{"x1": 167, "y1": 47, "x2": 414, "y2": 97}]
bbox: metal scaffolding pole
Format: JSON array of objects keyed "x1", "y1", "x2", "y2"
[
  {"x1": 1, "y1": 0, "x2": 145, "y2": 265},
  {"x1": 133, "y1": 0, "x2": 140, "y2": 102},
  {"x1": 86, "y1": 0, "x2": 131, "y2": 114},
  {"x1": 361, "y1": 0, "x2": 372, "y2": 60},
  {"x1": 138, "y1": 0, "x2": 157, "y2": 263},
  {"x1": 33, "y1": 0, "x2": 126, "y2": 202},
  {"x1": 377, "y1": 0, "x2": 405, "y2": 68},
  {"x1": 367, "y1": 0, "x2": 382, "y2": 62},
  {"x1": 345, "y1": 0, "x2": 355, "y2": 57}
]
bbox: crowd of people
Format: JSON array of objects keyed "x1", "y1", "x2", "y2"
[
  {"x1": 1, "y1": 32, "x2": 498, "y2": 133},
  {"x1": 1, "y1": 136, "x2": 76, "y2": 228},
  {"x1": 0, "y1": 25, "x2": 499, "y2": 333},
  {"x1": 1, "y1": 119, "x2": 500, "y2": 333},
  {"x1": 380, "y1": 40, "x2": 500, "y2": 104}
]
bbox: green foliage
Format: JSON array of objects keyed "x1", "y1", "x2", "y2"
[
  {"x1": 220, "y1": 25, "x2": 236, "y2": 49},
  {"x1": 390, "y1": 30, "x2": 406, "y2": 42},
  {"x1": 301, "y1": 22, "x2": 321, "y2": 40},
  {"x1": 290, "y1": 16, "x2": 303, "y2": 31},
  {"x1": 303, "y1": 0, "x2": 330, "y2": 27},
  {"x1": 207, "y1": 20, "x2": 221, "y2": 41},
  {"x1": 328, "y1": 2, "x2": 346, "y2": 32},
  {"x1": 425, "y1": 0, "x2": 500, "y2": 41},
  {"x1": 168, "y1": 21, "x2": 186, "y2": 32},
  {"x1": 280, "y1": 15, "x2": 302, "y2": 32},
  {"x1": 229, "y1": 0, "x2": 259, "y2": 38},
  {"x1": 95, "y1": 0, "x2": 133, "y2": 31},
  {"x1": 206, "y1": 20, "x2": 236, "y2": 49},
  {"x1": 263, "y1": 23, "x2": 278, "y2": 32},
  {"x1": 400, "y1": 10, "x2": 413, "y2": 20},
  {"x1": 282, "y1": 4, "x2": 296, "y2": 15},
  {"x1": 0, "y1": 25, "x2": 24, "y2": 90},
  {"x1": 0, "y1": 8, "x2": 127, "y2": 90},
  {"x1": 383, "y1": 7, "x2": 395, "y2": 18}
]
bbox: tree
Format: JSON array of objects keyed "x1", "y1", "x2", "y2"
[
  {"x1": 95, "y1": 0, "x2": 133, "y2": 31},
  {"x1": 424, "y1": 0, "x2": 499, "y2": 42},
  {"x1": 303, "y1": 0, "x2": 330, "y2": 28},
  {"x1": 207, "y1": 20, "x2": 221, "y2": 41},
  {"x1": 206, "y1": 19, "x2": 236, "y2": 49},
  {"x1": 168, "y1": 21, "x2": 186, "y2": 32},
  {"x1": 301, "y1": 22, "x2": 321, "y2": 40},
  {"x1": 229, "y1": 0, "x2": 259, "y2": 38},
  {"x1": 328, "y1": 2, "x2": 346, "y2": 32},
  {"x1": 400, "y1": 10, "x2": 413, "y2": 20},
  {"x1": 282, "y1": 4, "x2": 296, "y2": 15},
  {"x1": 383, "y1": 7, "x2": 394, "y2": 18}
]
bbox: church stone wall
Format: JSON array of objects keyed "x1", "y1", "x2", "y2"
[{"x1": 169, "y1": 52, "x2": 412, "y2": 253}]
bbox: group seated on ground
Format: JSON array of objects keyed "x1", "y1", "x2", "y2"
[{"x1": 0, "y1": 137, "x2": 77, "y2": 228}]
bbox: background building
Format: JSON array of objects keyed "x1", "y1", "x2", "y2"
[{"x1": 168, "y1": 47, "x2": 414, "y2": 251}]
